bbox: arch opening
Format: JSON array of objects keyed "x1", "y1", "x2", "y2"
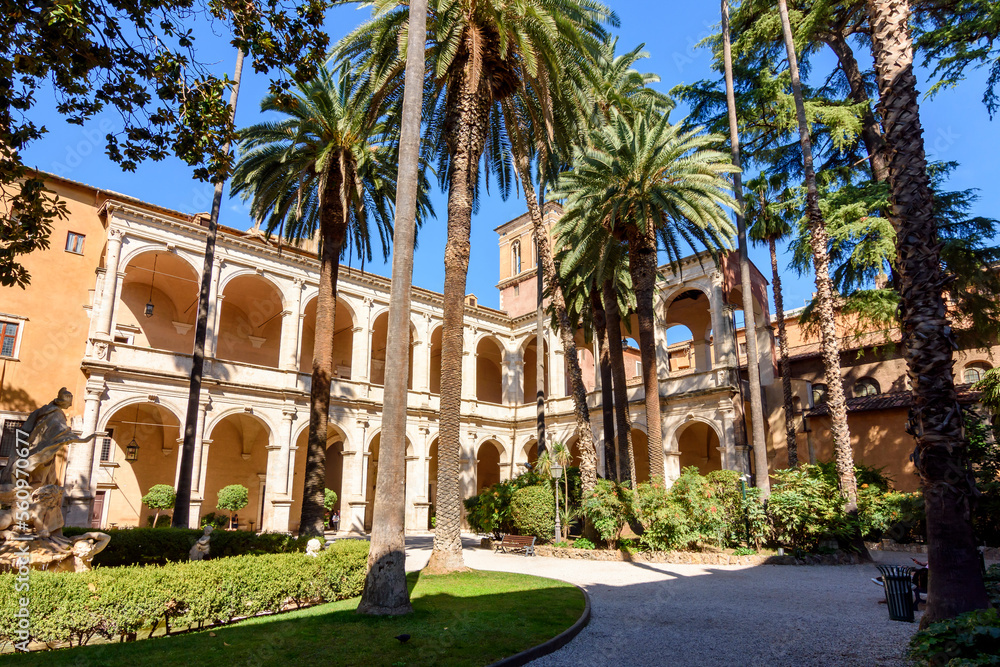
[
  {"x1": 475, "y1": 337, "x2": 504, "y2": 404},
  {"x1": 676, "y1": 420, "x2": 722, "y2": 475},
  {"x1": 299, "y1": 298, "x2": 354, "y2": 377},
  {"x1": 118, "y1": 251, "x2": 199, "y2": 354},
  {"x1": 218, "y1": 274, "x2": 284, "y2": 368},
  {"x1": 370, "y1": 312, "x2": 414, "y2": 388}
]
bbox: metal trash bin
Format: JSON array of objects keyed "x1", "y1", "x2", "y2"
[{"x1": 878, "y1": 565, "x2": 915, "y2": 622}]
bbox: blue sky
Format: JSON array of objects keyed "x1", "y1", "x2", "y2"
[{"x1": 22, "y1": 2, "x2": 998, "y2": 315}]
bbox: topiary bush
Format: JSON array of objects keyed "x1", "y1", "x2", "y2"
[
  {"x1": 909, "y1": 607, "x2": 1000, "y2": 666},
  {"x1": 141, "y1": 484, "x2": 175, "y2": 528},
  {"x1": 0, "y1": 540, "x2": 370, "y2": 649},
  {"x1": 510, "y1": 484, "x2": 555, "y2": 541},
  {"x1": 61, "y1": 527, "x2": 311, "y2": 567},
  {"x1": 217, "y1": 484, "x2": 249, "y2": 526}
]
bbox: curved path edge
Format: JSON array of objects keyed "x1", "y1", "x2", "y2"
[{"x1": 487, "y1": 582, "x2": 591, "y2": 667}]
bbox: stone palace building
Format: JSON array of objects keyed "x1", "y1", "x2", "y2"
[
  {"x1": 8, "y1": 172, "x2": 994, "y2": 530},
  {"x1": 1, "y1": 172, "x2": 787, "y2": 534}
]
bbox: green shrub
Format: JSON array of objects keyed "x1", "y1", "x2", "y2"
[
  {"x1": 61, "y1": 527, "x2": 310, "y2": 567},
  {"x1": 633, "y1": 480, "x2": 694, "y2": 551},
  {"x1": 141, "y1": 484, "x2": 175, "y2": 527},
  {"x1": 582, "y1": 479, "x2": 631, "y2": 547},
  {"x1": 859, "y1": 488, "x2": 925, "y2": 542},
  {"x1": 909, "y1": 608, "x2": 1000, "y2": 666},
  {"x1": 985, "y1": 564, "x2": 1000, "y2": 608},
  {"x1": 767, "y1": 465, "x2": 853, "y2": 551},
  {"x1": 572, "y1": 537, "x2": 596, "y2": 549},
  {"x1": 732, "y1": 547, "x2": 757, "y2": 556},
  {"x1": 217, "y1": 484, "x2": 249, "y2": 524},
  {"x1": 465, "y1": 481, "x2": 518, "y2": 539},
  {"x1": 510, "y1": 485, "x2": 555, "y2": 541},
  {"x1": 201, "y1": 512, "x2": 230, "y2": 530},
  {"x1": 0, "y1": 541, "x2": 369, "y2": 648}
]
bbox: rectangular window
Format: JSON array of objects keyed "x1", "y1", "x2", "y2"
[
  {"x1": 100, "y1": 428, "x2": 114, "y2": 462},
  {"x1": 635, "y1": 361, "x2": 642, "y2": 376},
  {"x1": 0, "y1": 419, "x2": 26, "y2": 461},
  {"x1": 65, "y1": 231, "x2": 86, "y2": 254},
  {"x1": 0, "y1": 322, "x2": 19, "y2": 357}
]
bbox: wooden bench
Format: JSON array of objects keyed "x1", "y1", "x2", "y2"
[{"x1": 495, "y1": 534, "x2": 536, "y2": 556}]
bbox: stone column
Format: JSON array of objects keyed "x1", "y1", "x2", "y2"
[
  {"x1": 63, "y1": 381, "x2": 106, "y2": 527},
  {"x1": 549, "y1": 334, "x2": 566, "y2": 398},
  {"x1": 262, "y1": 407, "x2": 295, "y2": 531},
  {"x1": 710, "y1": 272, "x2": 737, "y2": 369},
  {"x1": 190, "y1": 397, "x2": 211, "y2": 497},
  {"x1": 345, "y1": 418, "x2": 369, "y2": 533},
  {"x1": 350, "y1": 326, "x2": 367, "y2": 382},
  {"x1": 204, "y1": 258, "x2": 224, "y2": 358},
  {"x1": 461, "y1": 329, "x2": 477, "y2": 401},
  {"x1": 279, "y1": 278, "x2": 303, "y2": 372},
  {"x1": 94, "y1": 228, "x2": 124, "y2": 338},
  {"x1": 502, "y1": 351, "x2": 520, "y2": 406},
  {"x1": 193, "y1": 439, "x2": 213, "y2": 527}
]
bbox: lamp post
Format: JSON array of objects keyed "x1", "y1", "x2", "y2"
[{"x1": 551, "y1": 462, "x2": 563, "y2": 542}]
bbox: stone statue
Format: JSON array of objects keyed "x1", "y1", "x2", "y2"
[
  {"x1": 0, "y1": 388, "x2": 109, "y2": 572},
  {"x1": 50, "y1": 532, "x2": 111, "y2": 573},
  {"x1": 0, "y1": 388, "x2": 98, "y2": 489},
  {"x1": 189, "y1": 525, "x2": 213, "y2": 561},
  {"x1": 305, "y1": 538, "x2": 323, "y2": 557}
]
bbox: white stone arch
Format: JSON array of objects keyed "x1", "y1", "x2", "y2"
[
  {"x1": 118, "y1": 243, "x2": 203, "y2": 278},
  {"x1": 300, "y1": 293, "x2": 359, "y2": 330},
  {"x1": 204, "y1": 406, "x2": 277, "y2": 440},
  {"x1": 661, "y1": 282, "x2": 714, "y2": 321},
  {"x1": 217, "y1": 267, "x2": 288, "y2": 309},
  {"x1": 665, "y1": 415, "x2": 725, "y2": 453},
  {"x1": 97, "y1": 396, "x2": 185, "y2": 433},
  {"x1": 290, "y1": 417, "x2": 351, "y2": 451},
  {"x1": 473, "y1": 435, "x2": 510, "y2": 462}
]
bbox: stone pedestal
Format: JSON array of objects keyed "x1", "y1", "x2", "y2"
[
  {"x1": 347, "y1": 501, "x2": 367, "y2": 534},
  {"x1": 269, "y1": 499, "x2": 292, "y2": 534}
]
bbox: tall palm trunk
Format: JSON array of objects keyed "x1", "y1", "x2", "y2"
[
  {"x1": 502, "y1": 103, "x2": 598, "y2": 497},
  {"x1": 517, "y1": 173, "x2": 598, "y2": 496},
  {"x1": 866, "y1": 0, "x2": 988, "y2": 623},
  {"x1": 604, "y1": 278, "x2": 636, "y2": 485},
  {"x1": 628, "y1": 225, "x2": 665, "y2": 481},
  {"x1": 301, "y1": 167, "x2": 348, "y2": 536},
  {"x1": 823, "y1": 32, "x2": 890, "y2": 183},
  {"x1": 175, "y1": 49, "x2": 244, "y2": 529},
  {"x1": 358, "y1": 0, "x2": 426, "y2": 615},
  {"x1": 769, "y1": 237, "x2": 798, "y2": 467},
  {"x1": 592, "y1": 286, "x2": 618, "y2": 480},
  {"x1": 722, "y1": 0, "x2": 770, "y2": 495},
  {"x1": 425, "y1": 64, "x2": 490, "y2": 574},
  {"x1": 777, "y1": 0, "x2": 858, "y2": 510}
]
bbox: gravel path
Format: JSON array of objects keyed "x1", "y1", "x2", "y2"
[{"x1": 404, "y1": 536, "x2": 924, "y2": 667}]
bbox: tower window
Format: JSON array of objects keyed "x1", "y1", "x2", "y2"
[{"x1": 512, "y1": 240, "x2": 522, "y2": 275}]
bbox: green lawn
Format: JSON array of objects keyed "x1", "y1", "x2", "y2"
[{"x1": 6, "y1": 570, "x2": 584, "y2": 667}]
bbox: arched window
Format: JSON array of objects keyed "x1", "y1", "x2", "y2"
[
  {"x1": 853, "y1": 377, "x2": 880, "y2": 398},
  {"x1": 964, "y1": 361, "x2": 991, "y2": 384},
  {"x1": 811, "y1": 383, "x2": 828, "y2": 407},
  {"x1": 511, "y1": 240, "x2": 522, "y2": 275}
]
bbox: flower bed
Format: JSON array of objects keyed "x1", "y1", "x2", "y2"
[{"x1": 518, "y1": 543, "x2": 864, "y2": 566}]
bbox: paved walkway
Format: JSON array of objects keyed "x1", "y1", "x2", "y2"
[{"x1": 403, "y1": 536, "x2": 925, "y2": 667}]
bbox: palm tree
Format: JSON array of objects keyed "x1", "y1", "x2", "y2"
[
  {"x1": 358, "y1": 0, "x2": 429, "y2": 617},
  {"x1": 865, "y1": 0, "x2": 989, "y2": 623},
  {"x1": 721, "y1": 0, "x2": 770, "y2": 496},
  {"x1": 776, "y1": 0, "x2": 859, "y2": 512},
  {"x1": 231, "y1": 63, "x2": 419, "y2": 536},
  {"x1": 555, "y1": 108, "x2": 738, "y2": 483},
  {"x1": 746, "y1": 175, "x2": 798, "y2": 468},
  {"x1": 339, "y1": 0, "x2": 614, "y2": 573},
  {"x1": 554, "y1": 212, "x2": 638, "y2": 485}
]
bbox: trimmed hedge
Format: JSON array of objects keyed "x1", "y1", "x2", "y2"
[
  {"x1": 0, "y1": 540, "x2": 369, "y2": 648},
  {"x1": 61, "y1": 527, "x2": 311, "y2": 567},
  {"x1": 510, "y1": 485, "x2": 555, "y2": 541}
]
